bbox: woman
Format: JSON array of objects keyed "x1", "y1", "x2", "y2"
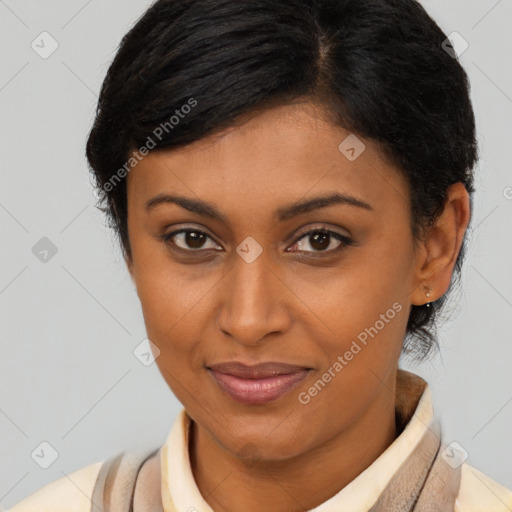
[{"x1": 7, "y1": 0, "x2": 512, "y2": 510}]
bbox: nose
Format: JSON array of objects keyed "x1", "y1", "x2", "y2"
[{"x1": 216, "y1": 252, "x2": 291, "y2": 347}]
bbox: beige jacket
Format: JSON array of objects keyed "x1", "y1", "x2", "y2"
[{"x1": 5, "y1": 371, "x2": 512, "y2": 511}]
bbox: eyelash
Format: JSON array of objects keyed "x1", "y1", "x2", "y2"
[{"x1": 160, "y1": 226, "x2": 355, "y2": 258}]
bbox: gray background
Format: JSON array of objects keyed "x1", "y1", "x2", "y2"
[{"x1": 1, "y1": 0, "x2": 511, "y2": 508}]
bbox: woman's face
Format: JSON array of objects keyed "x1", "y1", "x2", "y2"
[{"x1": 125, "y1": 101, "x2": 422, "y2": 461}]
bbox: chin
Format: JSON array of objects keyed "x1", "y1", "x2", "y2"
[{"x1": 219, "y1": 422, "x2": 309, "y2": 463}]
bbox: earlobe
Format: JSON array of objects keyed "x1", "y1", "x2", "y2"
[{"x1": 411, "y1": 182, "x2": 471, "y2": 306}]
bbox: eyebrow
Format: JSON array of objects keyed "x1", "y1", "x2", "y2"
[{"x1": 145, "y1": 192, "x2": 373, "y2": 223}]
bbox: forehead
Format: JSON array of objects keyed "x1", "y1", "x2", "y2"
[{"x1": 126, "y1": 102, "x2": 409, "y2": 218}]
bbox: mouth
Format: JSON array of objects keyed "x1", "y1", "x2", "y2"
[{"x1": 206, "y1": 361, "x2": 312, "y2": 405}]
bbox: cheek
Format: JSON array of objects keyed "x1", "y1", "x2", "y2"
[
  {"x1": 132, "y1": 258, "x2": 222, "y2": 390},
  {"x1": 132, "y1": 260, "x2": 193, "y2": 350},
  {"x1": 131, "y1": 236, "x2": 198, "y2": 331},
  {"x1": 294, "y1": 279, "x2": 408, "y2": 439},
  {"x1": 302, "y1": 241, "x2": 412, "y2": 375},
  {"x1": 134, "y1": 266, "x2": 208, "y2": 402},
  {"x1": 307, "y1": 279, "x2": 407, "y2": 380}
]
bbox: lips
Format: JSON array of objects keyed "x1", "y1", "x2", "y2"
[{"x1": 207, "y1": 361, "x2": 312, "y2": 405}]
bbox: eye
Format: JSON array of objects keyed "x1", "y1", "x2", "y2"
[
  {"x1": 161, "y1": 228, "x2": 221, "y2": 252},
  {"x1": 161, "y1": 226, "x2": 355, "y2": 256},
  {"x1": 287, "y1": 228, "x2": 354, "y2": 255}
]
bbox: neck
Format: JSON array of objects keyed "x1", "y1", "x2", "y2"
[{"x1": 189, "y1": 379, "x2": 398, "y2": 512}]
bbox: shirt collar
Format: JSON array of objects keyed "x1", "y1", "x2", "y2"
[{"x1": 161, "y1": 369, "x2": 433, "y2": 512}]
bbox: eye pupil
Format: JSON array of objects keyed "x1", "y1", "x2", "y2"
[
  {"x1": 186, "y1": 231, "x2": 206, "y2": 248},
  {"x1": 310, "y1": 231, "x2": 330, "y2": 251}
]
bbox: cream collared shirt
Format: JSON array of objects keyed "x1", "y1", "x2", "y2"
[{"x1": 6, "y1": 381, "x2": 512, "y2": 512}]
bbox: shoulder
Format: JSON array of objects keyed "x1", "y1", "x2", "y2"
[
  {"x1": 4, "y1": 460, "x2": 104, "y2": 512},
  {"x1": 455, "y1": 462, "x2": 512, "y2": 512}
]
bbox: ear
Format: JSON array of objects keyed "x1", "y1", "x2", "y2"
[{"x1": 410, "y1": 182, "x2": 471, "y2": 306}]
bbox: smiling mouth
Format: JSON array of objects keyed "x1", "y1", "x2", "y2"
[{"x1": 206, "y1": 361, "x2": 312, "y2": 405}]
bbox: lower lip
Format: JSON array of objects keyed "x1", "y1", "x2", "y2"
[{"x1": 208, "y1": 369, "x2": 311, "y2": 405}]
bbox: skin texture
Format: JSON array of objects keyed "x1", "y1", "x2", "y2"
[{"x1": 125, "y1": 100, "x2": 470, "y2": 512}]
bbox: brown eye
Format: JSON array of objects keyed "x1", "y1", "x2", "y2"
[
  {"x1": 307, "y1": 231, "x2": 331, "y2": 251},
  {"x1": 182, "y1": 231, "x2": 207, "y2": 249},
  {"x1": 288, "y1": 229, "x2": 354, "y2": 254},
  {"x1": 162, "y1": 229, "x2": 221, "y2": 251}
]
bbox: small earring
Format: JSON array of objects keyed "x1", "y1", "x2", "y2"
[{"x1": 424, "y1": 282, "x2": 432, "y2": 307}]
